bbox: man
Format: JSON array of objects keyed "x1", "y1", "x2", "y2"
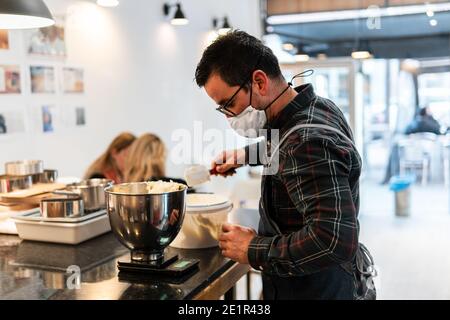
[
  {"x1": 405, "y1": 106, "x2": 442, "y2": 135},
  {"x1": 195, "y1": 30, "x2": 363, "y2": 299}
]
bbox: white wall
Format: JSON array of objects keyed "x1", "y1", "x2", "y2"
[{"x1": 0, "y1": 0, "x2": 261, "y2": 180}]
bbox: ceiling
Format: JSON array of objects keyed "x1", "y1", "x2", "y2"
[{"x1": 268, "y1": 10, "x2": 450, "y2": 58}]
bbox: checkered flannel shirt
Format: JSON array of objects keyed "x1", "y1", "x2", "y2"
[{"x1": 245, "y1": 83, "x2": 362, "y2": 277}]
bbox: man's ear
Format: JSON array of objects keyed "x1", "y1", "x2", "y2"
[{"x1": 252, "y1": 70, "x2": 269, "y2": 95}]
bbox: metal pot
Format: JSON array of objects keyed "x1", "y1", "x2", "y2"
[
  {"x1": 0, "y1": 175, "x2": 33, "y2": 193},
  {"x1": 40, "y1": 195, "x2": 84, "y2": 218},
  {"x1": 54, "y1": 178, "x2": 112, "y2": 212},
  {"x1": 5, "y1": 160, "x2": 44, "y2": 176},
  {"x1": 42, "y1": 169, "x2": 58, "y2": 183},
  {"x1": 104, "y1": 182, "x2": 187, "y2": 262},
  {"x1": 30, "y1": 169, "x2": 59, "y2": 184}
]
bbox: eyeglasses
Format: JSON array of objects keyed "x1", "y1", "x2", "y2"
[
  {"x1": 215, "y1": 55, "x2": 261, "y2": 117},
  {"x1": 215, "y1": 80, "x2": 250, "y2": 117}
]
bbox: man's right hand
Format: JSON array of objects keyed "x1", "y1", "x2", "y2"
[{"x1": 211, "y1": 148, "x2": 246, "y2": 177}]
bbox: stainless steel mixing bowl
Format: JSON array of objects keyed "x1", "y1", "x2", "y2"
[{"x1": 104, "y1": 182, "x2": 187, "y2": 262}]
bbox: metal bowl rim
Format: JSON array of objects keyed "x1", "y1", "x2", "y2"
[
  {"x1": 41, "y1": 196, "x2": 83, "y2": 203},
  {"x1": 104, "y1": 182, "x2": 187, "y2": 196},
  {"x1": 68, "y1": 178, "x2": 113, "y2": 189},
  {"x1": 5, "y1": 160, "x2": 43, "y2": 165}
]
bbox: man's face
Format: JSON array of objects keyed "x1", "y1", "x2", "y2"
[{"x1": 204, "y1": 73, "x2": 251, "y2": 118}]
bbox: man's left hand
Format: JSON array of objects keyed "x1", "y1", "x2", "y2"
[{"x1": 218, "y1": 223, "x2": 257, "y2": 264}]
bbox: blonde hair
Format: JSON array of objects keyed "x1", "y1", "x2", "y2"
[
  {"x1": 123, "y1": 133, "x2": 166, "y2": 182},
  {"x1": 84, "y1": 132, "x2": 136, "y2": 181}
]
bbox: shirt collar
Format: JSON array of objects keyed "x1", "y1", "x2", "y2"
[{"x1": 266, "y1": 83, "x2": 316, "y2": 130}]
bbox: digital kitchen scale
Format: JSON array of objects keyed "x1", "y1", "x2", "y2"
[{"x1": 117, "y1": 254, "x2": 200, "y2": 283}]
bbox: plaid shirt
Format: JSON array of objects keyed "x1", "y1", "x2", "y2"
[{"x1": 245, "y1": 84, "x2": 361, "y2": 277}]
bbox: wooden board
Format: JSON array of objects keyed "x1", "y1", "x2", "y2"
[
  {"x1": 0, "y1": 203, "x2": 38, "y2": 212},
  {"x1": 0, "y1": 183, "x2": 66, "y2": 202},
  {"x1": 2, "y1": 192, "x2": 54, "y2": 206}
]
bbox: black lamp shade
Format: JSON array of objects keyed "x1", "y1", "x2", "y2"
[
  {"x1": 222, "y1": 17, "x2": 231, "y2": 29},
  {"x1": 0, "y1": 0, "x2": 54, "y2": 29},
  {"x1": 173, "y1": 4, "x2": 186, "y2": 20},
  {"x1": 169, "y1": 3, "x2": 188, "y2": 25}
]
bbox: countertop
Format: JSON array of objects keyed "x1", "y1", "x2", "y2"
[{"x1": 0, "y1": 232, "x2": 250, "y2": 300}]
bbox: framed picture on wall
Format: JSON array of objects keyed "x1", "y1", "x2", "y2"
[
  {"x1": 0, "y1": 30, "x2": 9, "y2": 50},
  {"x1": 61, "y1": 105, "x2": 86, "y2": 128},
  {"x1": 0, "y1": 65, "x2": 21, "y2": 94},
  {"x1": 0, "y1": 113, "x2": 5, "y2": 134},
  {"x1": 0, "y1": 107, "x2": 26, "y2": 135},
  {"x1": 30, "y1": 66, "x2": 56, "y2": 93},
  {"x1": 42, "y1": 105, "x2": 55, "y2": 133},
  {"x1": 63, "y1": 67, "x2": 84, "y2": 93},
  {"x1": 25, "y1": 16, "x2": 66, "y2": 57},
  {"x1": 75, "y1": 107, "x2": 86, "y2": 126}
]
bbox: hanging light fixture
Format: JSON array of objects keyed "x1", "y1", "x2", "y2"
[
  {"x1": 295, "y1": 46, "x2": 310, "y2": 62},
  {"x1": 163, "y1": 2, "x2": 189, "y2": 26},
  {"x1": 213, "y1": 16, "x2": 232, "y2": 35},
  {"x1": 282, "y1": 42, "x2": 295, "y2": 51},
  {"x1": 97, "y1": 0, "x2": 119, "y2": 8},
  {"x1": 0, "y1": 0, "x2": 54, "y2": 29},
  {"x1": 351, "y1": 1, "x2": 373, "y2": 60},
  {"x1": 352, "y1": 39, "x2": 373, "y2": 59}
]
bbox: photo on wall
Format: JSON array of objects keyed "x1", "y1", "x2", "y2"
[
  {"x1": 75, "y1": 107, "x2": 86, "y2": 126},
  {"x1": 42, "y1": 105, "x2": 56, "y2": 133},
  {"x1": 0, "y1": 113, "x2": 6, "y2": 134},
  {"x1": 25, "y1": 16, "x2": 66, "y2": 57},
  {"x1": 30, "y1": 66, "x2": 56, "y2": 94},
  {"x1": 63, "y1": 67, "x2": 84, "y2": 93},
  {"x1": 0, "y1": 65, "x2": 21, "y2": 94},
  {"x1": 61, "y1": 105, "x2": 86, "y2": 128},
  {"x1": 0, "y1": 108, "x2": 26, "y2": 135},
  {"x1": 0, "y1": 30, "x2": 9, "y2": 50}
]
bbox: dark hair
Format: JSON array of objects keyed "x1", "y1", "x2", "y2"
[
  {"x1": 195, "y1": 30, "x2": 282, "y2": 89},
  {"x1": 419, "y1": 107, "x2": 428, "y2": 117}
]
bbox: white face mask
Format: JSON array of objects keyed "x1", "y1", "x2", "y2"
[
  {"x1": 225, "y1": 69, "x2": 314, "y2": 138},
  {"x1": 227, "y1": 106, "x2": 267, "y2": 138}
]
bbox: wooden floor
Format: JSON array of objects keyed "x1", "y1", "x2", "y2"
[{"x1": 233, "y1": 178, "x2": 450, "y2": 300}]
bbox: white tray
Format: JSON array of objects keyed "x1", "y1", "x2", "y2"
[
  {"x1": 13, "y1": 209, "x2": 107, "y2": 223},
  {"x1": 12, "y1": 212, "x2": 111, "y2": 245}
]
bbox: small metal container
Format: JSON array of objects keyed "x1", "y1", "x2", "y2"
[
  {"x1": 54, "y1": 178, "x2": 113, "y2": 212},
  {"x1": 0, "y1": 175, "x2": 33, "y2": 193},
  {"x1": 30, "y1": 169, "x2": 59, "y2": 184},
  {"x1": 42, "y1": 169, "x2": 58, "y2": 183},
  {"x1": 5, "y1": 160, "x2": 44, "y2": 176},
  {"x1": 40, "y1": 195, "x2": 84, "y2": 218}
]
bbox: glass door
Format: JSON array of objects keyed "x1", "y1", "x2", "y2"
[{"x1": 280, "y1": 58, "x2": 363, "y2": 157}]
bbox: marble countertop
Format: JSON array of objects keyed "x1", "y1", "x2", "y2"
[{"x1": 0, "y1": 232, "x2": 242, "y2": 300}]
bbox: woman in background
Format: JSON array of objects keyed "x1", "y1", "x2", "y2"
[
  {"x1": 123, "y1": 133, "x2": 186, "y2": 185},
  {"x1": 84, "y1": 132, "x2": 136, "y2": 183}
]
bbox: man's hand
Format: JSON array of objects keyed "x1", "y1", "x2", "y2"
[
  {"x1": 211, "y1": 149, "x2": 246, "y2": 177},
  {"x1": 218, "y1": 223, "x2": 256, "y2": 264}
]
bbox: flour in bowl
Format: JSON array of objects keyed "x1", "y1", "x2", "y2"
[{"x1": 145, "y1": 180, "x2": 186, "y2": 193}]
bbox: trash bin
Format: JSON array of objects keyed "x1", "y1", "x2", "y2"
[{"x1": 389, "y1": 175, "x2": 415, "y2": 217}]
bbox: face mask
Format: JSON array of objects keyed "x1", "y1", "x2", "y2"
[
  {"x1": 227, "y1": 69, "x2": 314, "y2": 138},
  {"x1": 227, "y1": 106, "x2": 267, "y2": 138},
  {"x1": 227, "y1": 82, "x2": 291, "y2": 138}
]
